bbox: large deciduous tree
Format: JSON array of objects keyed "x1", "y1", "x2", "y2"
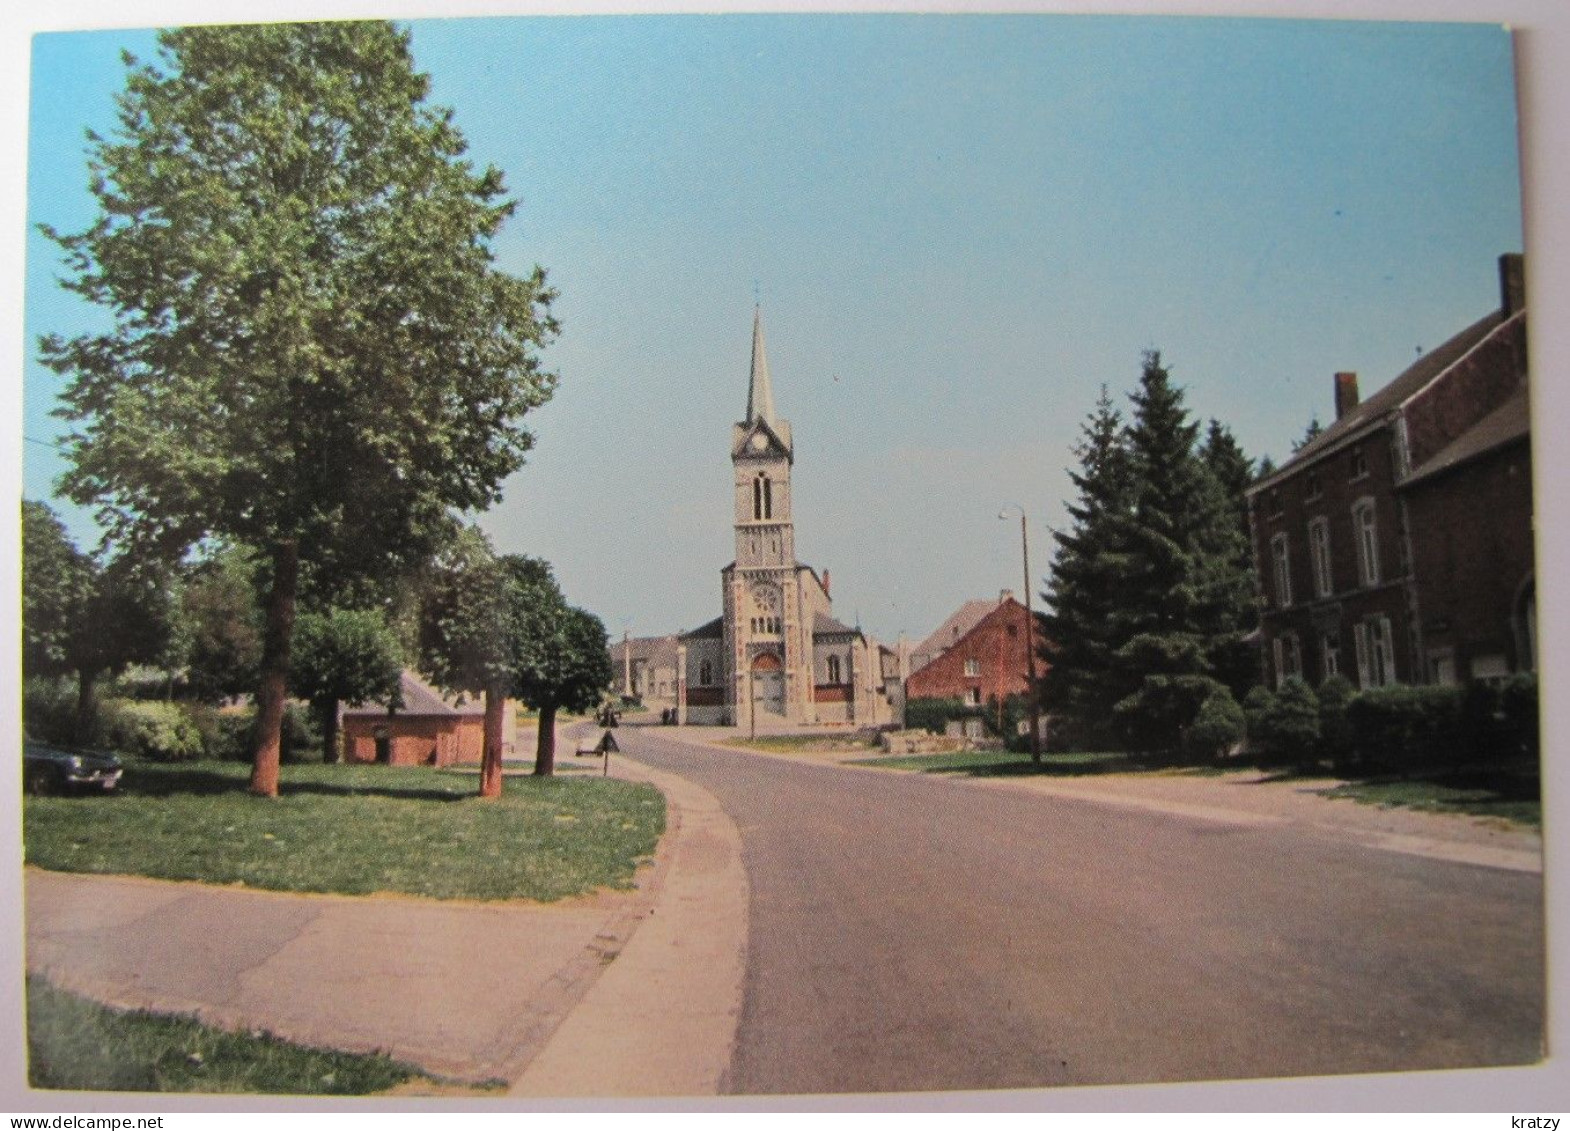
[
  {"x1": 419, "y1": 528, "x2": 525, "y2": 799},
  {"x1": 40, "y1": 22, "x2": 557, "y2": 797},
  {"x1": 291, "y1": 606, "x2": 405, "y2": 764},
  {"x1": 22, "y1": 499, "x2": 174, "y2": 742},
  {"x1": 514, "y1": 603, "x2": 613, "y2": 777},
  {"x1": 176, "y1": 544, "x2": 265, "y2": 704}
]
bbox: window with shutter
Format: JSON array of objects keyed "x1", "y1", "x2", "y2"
[{"x1": 1353, "y1": 622, "x2": 1372, "y2": 689}]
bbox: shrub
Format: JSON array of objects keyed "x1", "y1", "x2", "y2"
[
  {"x1": 1255, "y1": 677, "x2": 1321, "y2": 769},
  {"x1": 1241, "y1": 685, "x2": 1275, "y2": 753},
  {"x1": 984, "y1": 694, "x2": 1034, "y2": 750},
  {"x1": 1345, "y1": 685, "x2": 1463, "y2": 775},
  {"x1": 94, "y1": 699, "x2": 206, "y2": 761},
  {"x1": 904, "y1": 696, "x2": 974, "y2": 736},
  {"x1": 1316, "y1": 675, "x2": 1356, "y2": 772},
  {"x1": 1185, "y1": 688, "x2": 1245, "y2": 762},
  {"x1": 1500, "y1": 673, "x2": 1539, "y2": 760},
  {"x1": 208, "y1": 710, "x2": 257, "y2": 761}
]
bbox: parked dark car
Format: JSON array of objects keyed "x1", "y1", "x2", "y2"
[{"x1": 23, "y1": 742, "x2": 123, "y2": 796}]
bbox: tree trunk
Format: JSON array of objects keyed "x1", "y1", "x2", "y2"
[
  {"x1": 479, "y1": 682, "x2": 506, "y2": 799},
  {"x1": 249, "y1": 539, "x2": 299, "y2": 798},
  {"x1": 74, "y1": 667, "x2": 100, "y2": 746},
  {"x1": 319, "y1": 698, "x2": 340, "y2": 765},
  {"x1": 534, "y1": 703, "x2": 557, "y2": 777}
]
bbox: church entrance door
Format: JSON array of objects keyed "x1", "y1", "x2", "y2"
[{"x1": 751, "y1": 653, "x2": 786, "y2": 718}]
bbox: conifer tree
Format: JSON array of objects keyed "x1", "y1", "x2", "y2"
[
  {"x1": 1039, "y1": 387, "x2": 1136, "y2": 744},
  {"x1": 1198, "y1": 421, "x2": 1262, "y2": 698},
  {"x1": 1111, "y1": 352, "x2": 1236, "y2": 753}
]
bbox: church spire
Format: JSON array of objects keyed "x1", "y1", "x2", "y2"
[{"x1": 747, "y1": 306, "x2": 777, "y2": 426}]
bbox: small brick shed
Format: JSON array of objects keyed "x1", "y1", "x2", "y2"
[{"x1": 340, "y1": 670, "x2": 511, "y2": 767}]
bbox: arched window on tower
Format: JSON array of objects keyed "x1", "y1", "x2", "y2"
[
  {"x1": 699, "y1": 660, "x2": 713, "y2": 686},
  {"x1": 753, "y1": 472, "x2": 773, "y2": 521}
]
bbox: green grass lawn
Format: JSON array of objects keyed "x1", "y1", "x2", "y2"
[
  {"x1": 23, "y1": 759, "x2": 665, "y2": 901},
  {"x1": 26, "y1": 975, "x2": 449, "y2": 1095},
  {"x1": 731, "y1": 734, "x2": 883, "y2": 755},
  {"x1": 849, "y1": 749, "x2": 1134, "y2": 776},
  {"x1": 1319, "y1": 776, "x2": 1541, "y2": 827}
]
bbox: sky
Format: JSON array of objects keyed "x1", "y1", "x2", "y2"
[{"x1": 20, "y1": 10, "x2": 1526, "y2": 649}]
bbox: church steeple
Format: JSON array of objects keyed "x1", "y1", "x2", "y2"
[{"x1": 746, "y1": 306, "x2": 777, "y2": 426}]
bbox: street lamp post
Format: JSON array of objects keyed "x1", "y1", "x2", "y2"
[{"x1": 999, "y1": 505, "x2": 1042, "y2": 764}]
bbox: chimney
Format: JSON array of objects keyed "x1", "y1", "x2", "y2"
[
  {"x1": 1499, "y1": 252, "x2": 1526, "y2": 318},
  {"x1": 1000, "y1": 589, "x2": 1014, "y2": 603},
  {"x1": 1334, "y1": 371, "x2": 1359, "y2": 421},
  {"x1": 822, "y1": 569, "x2": 831, "y2": 597}
]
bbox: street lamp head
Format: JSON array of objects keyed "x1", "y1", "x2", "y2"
[{"x1": 998, "y1": 503, "x2": 1024, "y2": 521}]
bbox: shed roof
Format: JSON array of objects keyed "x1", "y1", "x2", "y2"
[{"x1": 342, "y1": 670, "x2": 483, "y2": 718}]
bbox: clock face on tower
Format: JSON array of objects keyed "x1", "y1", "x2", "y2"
[
  {"x1": 749, "y1": 431, "x2": 769, "y2": 452},
  {"x1": 750, "y1": 583, "x2": 780, "y2": 614}
]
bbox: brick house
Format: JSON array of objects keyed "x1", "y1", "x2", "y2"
[
  {"x1": 341, "y1": 670, "x2": 516, "y2": 766},
  {"x1": 1245, "y1": 255, "x2": 1531, "y2": 690},
  {"x1": 906, "y1": 592, "x2": 1038, "y2": 709}
]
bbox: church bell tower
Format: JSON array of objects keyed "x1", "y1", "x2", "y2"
[{"x1": 724, "y1": 308, "x2": 802, "y2": 725}]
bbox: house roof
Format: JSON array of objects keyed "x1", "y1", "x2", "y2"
[
  {"x1": 342, "y1": 670, "x2": 483, "y2": 718},
  {"x1": 1250, "y1": 308, "x2": 1507, "y2": 494},
  {"x1": 610, "y1": 634, "x2": 682, "y2": 670},
  {"x1": 910, "y1": 598, "x2": 999, "y2": 666},
  {"x1": 909, "y1": 597, "x2": 1029, "y2": 681},
  {"x1": 1401, "y1": 384, "x2": 1531, "y2": 488}
]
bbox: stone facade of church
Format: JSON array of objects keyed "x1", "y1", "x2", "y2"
[{"x1": 672, "y1": 311, "x2": 904, "y2": 729}]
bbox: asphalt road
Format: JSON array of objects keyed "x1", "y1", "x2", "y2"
[{"x1": 617, "y1": 727, "x2": 1544, "y2": 1097}]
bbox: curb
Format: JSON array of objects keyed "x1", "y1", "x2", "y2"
[{"x1": 507, "y1": 727, "x2": 749, "y2": 1097}]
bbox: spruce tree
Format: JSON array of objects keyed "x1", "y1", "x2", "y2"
[
  {"x1": 1039, "y1": 387, "x2": 1136, "y2": 745},
  {"x1": 1111, "y1": 351, "x2": 1235, "y2": 754},
  {"x1": 1198, "y1": 421, "x2": 1262, "y2": 698}
]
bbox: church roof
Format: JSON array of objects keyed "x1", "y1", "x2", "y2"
[
  {"x1": 747, "y1": 307, "x2": 776, "y2": 425},
  {"x1": 812, "y1": 611, "x2": 860, "y2": 639},
  {"x1": 735, "y1": 308, "x2": 792, "y2": 456},
  {"x1": 682, "y1": 616, "x2": 725, "y2": 641}
]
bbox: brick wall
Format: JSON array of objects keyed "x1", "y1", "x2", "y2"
[
  {"x1": 1403, "y1": 439, "x2": 1534, "y2": 679},
  {"x1": 906, "y1": 599, "x2": 1036, "y2": 703}
]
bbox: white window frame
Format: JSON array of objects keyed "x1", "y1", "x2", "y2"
[
  {"x1": 1353, "y1": 616, "x2": 1395, "y2": 689},
  {"x1": 826, "y1": 655, "x2": 841, "y2": 684},
  {"x1": 967, "y1": 686, "x2": 983, "y2": 706},
  {"x1": 1353, "y1": 499, "x2": 1380, "y2": 587},
  {"x1": 1271, "y1": 634, "x2": 1301, "y2": 687},
  {"x1": 1271, "y1": 533, "x2": 1293, "y2": 607},
  {"x1": 964, "y1": 658, "x2": 981, "y2": 677},
  {"x1": 1321, "y1": 633, "x2": 1340, "y2": 680},
  {"x1": 1308, "y1": 517, "x2": 1333, "y2": 599}
]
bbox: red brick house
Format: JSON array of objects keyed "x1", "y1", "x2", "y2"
[
  {"x1": 906, "y1": 593, "x2": 1038, "y2": 708},
  {"x1": 341, "y1": 670, "x2": 514, "y2": 767},
  {"x1": 1245, "y1": 255, "x2": 1531, "y2": 690}
]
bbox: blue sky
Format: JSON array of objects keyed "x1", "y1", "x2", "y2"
[{"x1": 22, "y1": 13, "x2": 1525, "y2": 647}]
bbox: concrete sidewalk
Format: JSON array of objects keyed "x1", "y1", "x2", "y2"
[{"x1": 24, "y1": 731, "x2": 748, "y2": 1096}]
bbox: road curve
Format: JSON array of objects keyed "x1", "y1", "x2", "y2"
[{"x1": 617, "y1": 726, "x2": 1544, "y2": 1097}]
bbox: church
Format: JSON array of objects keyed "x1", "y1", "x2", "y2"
[{"x1": 617, "y1": 311, "x2": 905, "y2": 729}]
